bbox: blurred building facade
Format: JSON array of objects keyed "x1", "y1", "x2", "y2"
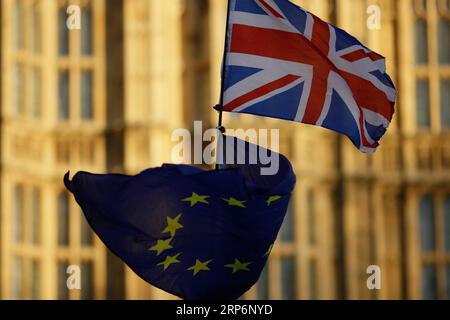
[{"x1": 0, "y1": 0, "x2": 449, "y2": 300}]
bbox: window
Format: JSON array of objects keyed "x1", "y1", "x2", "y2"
[
  {"x1": 281, "y1": 257, "x2": 296, "y2": 300},
  {"x1": 420, "y1": 195, "x2": 435, "y2": 252},
  {"x1": 31, "y1": 1, "x2": 42, "y2": 53},
  {"x1": 31, "y1": 260, "x2": 41, "y2": 300},
  {"x1": 58, "y1": 7, "x2": 69, "y2": 55},
  {"x1": 13, "y1": 64, "x2": 24, "y2": 115},
  {"x1": 412, "y1": 1, "x2": 450, "y2": 130},
  {"x1": 3, "y1": 0, "x2": 106, "y2": 301},
  {"x1": 280, "y1": 201, "x2": 294, "y2": 242},
  {"x1": 416, "y1": 80, "x2": 431, "y2": 128},
  {"x1": 309, "y1": 260, "x2": 318, "y2": 300},
  {"x1": 13, "y1": 185, "x2": 24, "y2": 243},
  {"x1": 81, "y1": 261, "x2": 94, "y2": 300},
  {"x1": 415, "y1": 19, "x2": 429, "y2": 64},
  {"x1": 58, "y1": 192, "x2": 70, "y2": 246},
  {"x1": 31, "y1": 188, "x2": 41, "y2": 245},
  {"x1": 307, "y1": 190, "x2": 316, "y2": 245},
  {"x1": 31, "y1": 68, "x2": 41, "y2": 118},
  {"x1": 438, "y1": 0, "x2": 450, "y2": 64},
  {"x1": 10, "y1": 2, "x2": 43, "y2": 118},
  {"x1": 58, "y1": 71, "x2": 70, "y2": 120},
  {"x1": 183, "y1": 0, "x2": 211, "y2": 121},
  {"x1": 13, "y1": 0, "x2": 24, "y2": 50},
  {"x1": 418, "y1": 194, "x2": 450, "y2": 299},
  {"x1": 11, "y1": 256, "x2": 23, "y2": 299},
  {"x1": 447, "y1": 266, "x2": 450, "y2": 297},
  {"x1": 441, "y1": 80, "x2": 450, "y2": 128},
  {"x1": 444, "y1": 197, "x2": 450, "y2": 252},
  {"x1": 58, "y1": 261, "x2": 70, "y2": 300},
  {"x1": 81, "y1": 71, "x2": 93, "y2": 120},
  {"x1": 437, "y1": 0, "x2": 450, "y2": 129},
  {"x1": 80, "y1": 210, "x2": 94, "y2": 246},
  {"x1": 422, "y1": 264, "x2": 438, "y2": 299},
  {"x1": 58, "y1": 2, "x2": 98, "y2": 123},
  {"x1": 81, "y1": 6, "x2": 93, "y2": 55},
  {"x1": 256, "y1": 265, "x2": 269, "y2": 300}
]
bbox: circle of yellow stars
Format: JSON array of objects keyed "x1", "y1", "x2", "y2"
[{"x1": 147, "y1": 191, "x2": 284, "y2": 276}]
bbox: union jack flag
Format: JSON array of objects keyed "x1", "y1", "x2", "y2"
[{"x1": 221, "y1": 0, "x2": 397, "y2": 153}]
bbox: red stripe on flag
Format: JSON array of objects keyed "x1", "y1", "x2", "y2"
[
  {"x1": 368, "y1": 51, "x2": 384, "y2": 61},
  {"x1": 341, "y1": 49, "x2": 384, "y2": 63},
  {"x1": 230, "y1": 24, "x2": 328, "y2": 66},
  {"x1": 229, "y1": 24, "x2": 394, "y2": 123},
  {"x1": 223, "y1": 74, "x2": 301, "y2": 111},
  {"x1": 300, "y1": 71, "x2": 329, "y2": 124},
  {"x1": 310, "y1": 16, "x2": 330, "y2": 55},
  {"x1": 257, "y1": 0, "x2": 284, "y2": 18},
  {"x1": 301, "y1": 15, "x2": 331, "y2": 124},
  {"x1": 340, "y1": 69, "x2": 395, "y2": 121}
]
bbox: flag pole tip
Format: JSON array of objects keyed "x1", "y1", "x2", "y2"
[
  {"x1": 213, "y1": 104, "x2": 223, "y2": 112},
  {"x1": 63, "y1": 171, "x2": 73, "y2": 192}
]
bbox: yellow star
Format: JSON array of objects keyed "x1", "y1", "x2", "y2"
[
  {"x1": 264, "y1": 244, "x2": 273, "y2": 257},
  {"x1": 187, "y1": 259, "x2": 212, "y2": 276},
  {"x1": 182, "y1": 192, "x2": 209, "y2": 207},
  {"x1": 223, "y1": 197, "x2": 246, "y2": 208},
  {"x1": 163, "y1": 213, "x2": 184, "y2": 237},
  {"x1": 158, "y1": 252, "x2": 182, "y2": 271},
  {"x1": 267, "y1": 195, "x2": 282, "y2": 206},
  {"x1": 225, "y1": 259, "x2": 252, "y2": 274},
  {"x1": 148, "y1": 238, "x2": 173, "y2": 256}
]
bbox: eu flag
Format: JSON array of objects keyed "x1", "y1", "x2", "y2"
[{"x1": 64, "y1": 136, "x2": 296, "y2": 299}]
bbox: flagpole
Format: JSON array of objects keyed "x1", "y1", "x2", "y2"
[{"x1": 215, "y1": 0, "x2": 231, "y2": 170}]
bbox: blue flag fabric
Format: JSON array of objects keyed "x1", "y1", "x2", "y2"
[{"x1": 64, "y1": 137, "x2": 296, "y2": 300}]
